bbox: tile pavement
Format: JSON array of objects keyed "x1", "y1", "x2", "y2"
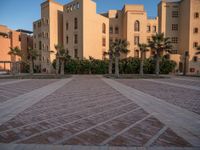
[{"x1": 0, "y1": 75, "x2": 199, "y2": 150}]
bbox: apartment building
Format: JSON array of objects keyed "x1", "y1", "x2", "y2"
[
  {"x1": 158, "y1": 0, "x2": 200, "y2": 75},
  {"x1": 104, "y1": 5, "x2": 158, "y2": 58},
  {"x1": 0, "y1": 25, "x2": 33, "y2": 71},
  {"x1": 33, "y1": 0, "x2": 109, "y2": 73}
]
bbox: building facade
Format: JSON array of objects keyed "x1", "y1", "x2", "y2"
[
  {"x1": 104, "y1": 5, "x2": 158, "y2": 58},
  {"x1": 158, "y1": 0, "x2": 200, "y2": 75},
  {"x1": 0, "y1": 25, "x2": 33, "y2": 71},
  {"x1": 33, "y1": 0, "x2": 158, "y2": 73}
]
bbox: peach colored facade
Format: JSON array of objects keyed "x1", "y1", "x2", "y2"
[
  {"x1": 158, "y1": 0, "x2": 200, "y2": 75},
  {"x1": 0, "y1": 25, "x2": 33, "y2": 71},
  {"x1": 34, "y1": 0, "x2": 158, "y2": 73},
  {"x1": 104, "y1": 5, "x2": 158, "y2": 58}
]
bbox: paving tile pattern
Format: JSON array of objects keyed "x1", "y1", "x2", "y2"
[
  {"x1": 117, "y1": 79, "x2": 200, "y2": 114},
  {"x1": 0, "y1": 79, "x2": 58, "y2": 103},
  {"x1": 0, "y1": 76, "x2": 192, "y2": 147},
  {"x1": 157, "y1": 79, "x2": 200, "y2": 87}
]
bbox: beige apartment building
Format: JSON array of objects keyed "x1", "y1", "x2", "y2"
[
  {"x1": 158, "y1": 0, "x2": 200, "y2": 75},
  {"x1": 33, "y1": 0, "x2": 157, "y2": 73},
  {"x1": 0, "y1": 25, "x2": 33, "y2": 71},
  {"x1": 33, "y1": 0, "x2": 199, "y2": 74}
]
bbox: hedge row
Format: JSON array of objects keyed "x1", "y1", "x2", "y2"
[{"x1": 52, "y1": 57, "x2": 176, "y2": 74}]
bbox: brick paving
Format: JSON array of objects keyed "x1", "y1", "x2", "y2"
[
  {"x1": 117, "y1": 79, "x2": 200, "y2": 114},
  {"x1": 0, "y1": 76, "x2": 199, "y2": 149},
  {"x1": 0, "y1": 79, "x2": 58, "y2": 103}
]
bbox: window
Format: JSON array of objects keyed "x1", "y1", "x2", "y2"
[
  {"x1": 152, "y1": 26, "x2": 157, "y2": 32},
  {"x1": 34, "y1": 43, "x2": 36, "y2": 49},
  {"x1": 115, "y1": 27, "x2": 119, "y2": 34},
  {"x1": 134, "y1": 36, "x2": 140, "y2": 45},
  {"x1": 66, "y1": 36, "x2": 69, "y2": 44},
  {"x1": 39, "y1": 41, "x2": 42, "y2": 50},
  {"x1": 135, "y1": 50, "x2": 139, "y2": 58},
  {"x1": 19, "y1": 36, "x2": 21, "y2": 41},
  {"x1": 109, "y1": 27, "x2": 113, "y2": 34},
  {"x1": 74, "y1": 49, "x2": 78, "y2": 58},
  {"x1": 194, "y1": 12, "x2": 199, "y2": 19},
  {"x1": 172, "y1": 11, "x2": 179, "y2": 17},
  {"x1": 193, "y1": 42, "x2": 198, "y2": 48},
  {"x1": 46, "y1": 45, "x2": 49, "y2": 51},
  {"x1": 76, "y1": 3, "x2": 80, "y2": 9},
  {"x1": 102, "y1": 23, "x2": 106, "y2": 34},
  {"x1": 194, "y1": 28, "x2": 198, "y2": 33},
  {"x1": 46, "y1": 19, "x2": 49, "y2": 25},
  {"x1": 74, "y1": 18, "x2": 78, "y2": 29},
  {"x1": 172, "y1": 24, "x2": 178, "y2": 31},
  {"x1": 74, "y1": 34, "x2": 78, "y2": 44},
  {"x1": 193, "y1": 56, "x2": 198, "y2": 62},
  {"x1": 102, "y1": 38, "x2": 106, "y2": 47},
  {"x1": 147, "y1": 25, "x2": 151, "y2": 32},
  {"x1": 34, "y1": 24, "x2": 36, "y2": 29},
  {"x1": 134, "y1": 20, "x2": 140, "y2": 32},
  {"x1": 116, "y1": 13, "x2": 118, "y2": 18},
  {"x1": 171, "y1": 37, "x2": 178, "y2": 43},
  {"x1": 46, "y1": 33, "x2": 49, "y2": 38},
  {"x1": 66, "y1": 22, "x2": 69, "y2": 30}
]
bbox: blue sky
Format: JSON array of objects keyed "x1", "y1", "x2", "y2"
[{"x1": 0, "y1": 0, "x2": 161, "y2": 31}]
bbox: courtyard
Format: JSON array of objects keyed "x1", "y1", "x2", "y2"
[{"x1": 0, "y1": 75, "x2": 199, "y2": 150}]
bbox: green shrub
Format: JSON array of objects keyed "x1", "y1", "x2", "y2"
[{"x1": 52, "y1": 56, "x2": 176, "y2": 75}]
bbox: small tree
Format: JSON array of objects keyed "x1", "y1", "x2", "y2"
[
  {"x1": 27, "y1": 48, "x2": 39, "y2": 75},
  {"x1": 58, "y1": 48, "x2": 70, "y2": 75},
  {"x1": 55, "y1": 45, "x2": 62, "y2": 75},
  {"x1": 138, "y1": 43, "x2": 149, "y2": 76},
  {"x1": 148, "y1": 33, "x2": 172, "y2": 75},
  {"x1": 8, "y1": 47, "x2": 22, "y2": 75},
  {"x1": 113, "y1": 39, "x2": 130, "y2": 77}
]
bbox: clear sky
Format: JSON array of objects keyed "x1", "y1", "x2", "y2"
[{"x1": 0, "y1": 0, "x2": 161, "y2": 31}]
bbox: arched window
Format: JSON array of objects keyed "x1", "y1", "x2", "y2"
[
  {"x1": 74, "y1": 18, "x2": 78, "y2": 29},
  {"x1": 115, "y1": 27, "x2": 119, "y2": 34},
  {"x1": 102, "y1": 23, "x2": 106, "y2": 34},
  {"x1": 134, "y1": 20, "x2": 140, "y2": 32}
]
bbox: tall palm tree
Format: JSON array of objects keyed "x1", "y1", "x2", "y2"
[
  {"x1": 113, "y1": 39, "x2": 130, "y2": 77},
  {"x1": 8, "y1": 47, "x2": 22, "y2": 75},
  {"x1": 27, "y1": 48, "x2": 39, "y2": 75},
  {"x1": 103, "y1": 44, "x2": 114, "y2": 74},
  {"x1": 148, "y1": 33, "x2": 172, "y2": 75},
  {"x1": 138, "y1": 43, "x2": 149, "y2": 76},
  {"x1": 55, "y1": 46, "x2": 70, "y2": 75},
  {"x1": 196, "y1": 46, "x2": 200, "y2": 55},
  {"x1": 55, "y1": 45, "x2": 62, "y2": 75}
]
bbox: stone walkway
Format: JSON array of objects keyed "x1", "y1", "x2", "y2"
[{"x1": 0, "y1": 75, "x2": 199, "y2": 150}]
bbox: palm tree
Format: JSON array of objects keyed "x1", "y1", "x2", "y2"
[
  {"x1": 113, "y1": 39, "x2": 130, "y2": 77},
  {"x1": 55, "y1": 45, "x2": 62, "y2": 75},
  {"x1": 138, "y1": 43, "x2": 149, "y2": 76},
  {"x1": 8, "y1": 47, "x2": 22, "y2": 75},
  {"x1": 103, "y1": 44, "x2": 114, "y2": 74},
  {"x1": 27, "y1": 48, "x2": 39, "y2": 75},
  {"x1": 196, "y1": 46, "x2": 200, "y2": 55},
  {"x1": 148, "y1": 33, "x2": 172, "y2": 75},
  {"x1": 55, "y1": 45, "x2": 70, "y2": 75}
]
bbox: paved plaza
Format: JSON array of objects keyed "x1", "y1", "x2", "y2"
[{"x1": 0, "y1": 75, "x2": 199, "y2": 150}]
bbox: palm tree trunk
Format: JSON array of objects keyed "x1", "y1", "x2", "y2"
[
  {"x1": 156, "y1": 54, "x2": 160, "y2": 75},
  {"x1": 56, "y1": 57, "x2": 59, "y2": 75},
  {"x1": 60, "y1": 60, "x2": 64, "y2": 75},
  {"x1": 109, "y1": 56, "x2": 113, "y2": 74},
  {"x1": 30, "y1": 58, "x2": 34, "y2": 75},
  {"x1": 115, "y1": 56, "x2": 119, "y2": 78},
  {"x1": 140, "y1": 52, "x2": 144, "y2": 76}
]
